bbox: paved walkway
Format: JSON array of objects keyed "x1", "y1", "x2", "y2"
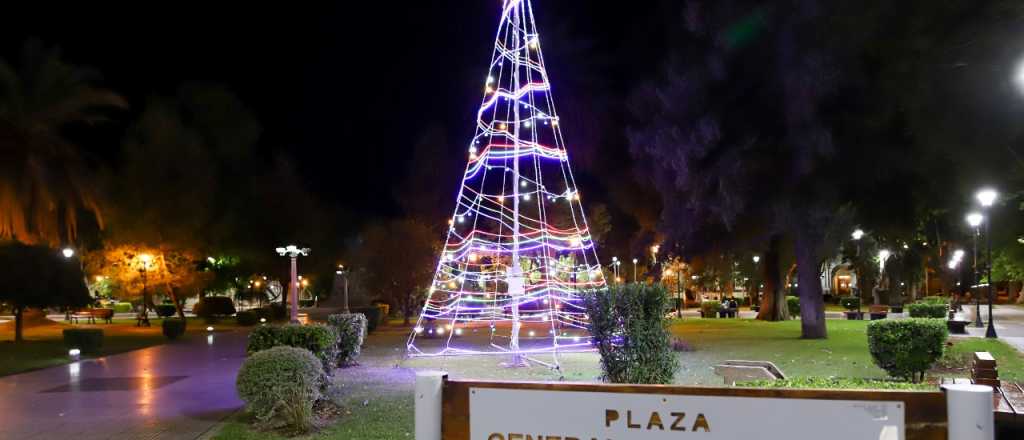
[
  {"x1": 0, "y1": 330, "x2": 248, "y2": 440},
  {"x1": 964, "y1": 304, "x2": 1024, "y2": 353}
]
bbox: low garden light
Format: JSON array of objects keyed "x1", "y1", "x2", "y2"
[
  {"x1": 68, "y1": 348, "x2": 81, "y2": 360},
  {"x1": 206, "y1": 326, "x2": 214, "y2": 332}
]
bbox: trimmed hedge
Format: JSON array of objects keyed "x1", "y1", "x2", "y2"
[
  {"x1": 193, "y1": 296, "x2": 237, "y2": 319},
  {"x1": 63, "y1": 328, "x2": 104, "y2": 354},
  {"x1": 236, "y1": 346, "x2": 322, "y2": 431},
  {"x1": 327, "y1": 313, "x2": 367, "y2": 366},
  {"x1": 700, "y1": 300, "x2": 721, "y2": 318},
  {"x1": 839, "y1": 296, "x2": 860, "y2": 311},
  {"x1": 739, "y1": 377, "x2": 933, "y2": 391},
  {"x1": 919, "y1": 296, "x2": 949, "y2": 305},
  {"x1": 113, "y1": 302, "x2": 133, "y2": 313},
  {"x1": 583, "y1": 283, "x2": 679, "y2": 384},
  {"x1": 246, "y1": 324, "x2": 339, "y2": 375},
  {"x1": 162, "y1": 318, "x2": 186, "y2": 340},
  {"x1": 352, "y1": 306, "x2": 383, "y2": 332},
  {"x1": 867, "y1": 318, "x2": 948, "y2": 382},
  {"x1": 786, "y1": 296, "x2": 800, "y2": 316},
  {"x1": 908, "y1": 302, "x2": 947, "y2": 318},
  {"x1": 236, "y1": 310, "x2": 259, "y2": 326},
  {"x1": 155, "y1": 304, "x2": 177, "y2": 318}
]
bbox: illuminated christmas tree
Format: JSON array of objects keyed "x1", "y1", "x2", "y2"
[{"x1": 407, "y1": 0, "x2": 606, "y2": 368}]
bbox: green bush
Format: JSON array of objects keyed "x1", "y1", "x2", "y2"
[
  {"x1": 352, "y1": 306, "x2": 383, "y2": 332},
  {"x1": 583, "y1": 284, "x2": 679, "y2": 384},
  {"x1": 908, "y1": 302, "x2": 947, "y2": 318},
  {"x1": 839, "y1": 296, "x2": 860, "y2": 311},
  {"x1": 327, "y1": 313, "x2": 367, "y2": 366},
  {"x1": 63, "y1": 328, "x2": 103, "y2": 354},
  {"x1": 154, "y1": 304, "x2": 177, "y2": 318},
  {"x1": 246, "y1": 324, "x2": 339, "y2": 375},
  {"x1": 786, "y1": 296, "x2": 800, "y2": 316},
  {"x1": 162, "y1": 318, "x2": 186, "y2": 340},
  {"x1": 700, "y1": 300, "x2": 721, "y2": 317},
  {"x1": 235, "y1": 310, "x2": 259, "y2": 326},
  {"x1": 265, "y1": 303, "x2": 288, "y2": 321},
  {"x1": 236, "y1": 346, "x2": 323, "y2": 431},
  {"x1": 739, "y1": 377, "x2": 934, "y2": 391},
  {"x1": 193, "y1": 296, "x2": 236, "y2": 319},
  {"x1": 867, "y1": 318, "x2": 948, "y2": 382},
  {"x1": 113, "y1": 302, "x2": 133, "y2": 313},
  {"x1": 919, "y1": 296, "x2": 948, "y2": 305}
]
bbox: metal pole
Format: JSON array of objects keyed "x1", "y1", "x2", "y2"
[
  {"x1": 342, "y1": 270, "x2": 350, "y2": 314},
  {"x1": 289, "y1": 256, "x2": 299, "y2": 324},
  {"x1": 974, "y1": 228, "x2": 983, "y2": 328},
  {"x1": 985, "y1": 219, "x2": 997, "y2": 338},
  {"x1": 677, "y1": 268, "x2": 683, "y2": 318}
]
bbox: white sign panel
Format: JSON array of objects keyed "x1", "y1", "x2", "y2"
[{"x1": 470, "y1": 388, "x2": 903, "y2": 440}]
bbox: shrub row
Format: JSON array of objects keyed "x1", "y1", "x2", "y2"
[
  {"x1": 739, "y1": 377, "x2": 934, "y2": 391},
  {"x1": 236, "y1": 310, "x2": 259, "y2": 326},
  {"x1": 155, "y1": 304, "x2": 177, "y2": 318},
  {"x1": 247, "y1": 324, "x2": 339, "y2": 374},
  {"x1": 700, "y1": 300, "x2": 721, "y2": 317},
  {"x1": 162, "y1": 318, "x2": 186, "y2": 339},
  {"x1": 351, "y1": 306, "x2": 385, "y2": 332},
  {"x1": 839, "y1": 296, "x2": 860, "y2": 311},
  {"x1": 63, "y1": 328, "x2": 103, "y2": 354},
  {"x1": 193, "y1": 296, "x2": 237, "y2": 319},
  {"x1": 786, "y1": 296, "x2": 800, "y2": 316},
  {"x1": 907, "y1": 302, "x2": 947, "y2": 318}
]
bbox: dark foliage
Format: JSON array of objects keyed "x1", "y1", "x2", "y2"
[
  {"x1": 63, "y1": 328, "x2": 103, "y2": 354},
  {"x1": 583, "y1": 284, "x2": 679, "y2": 384},
  {"x1": 162, "y1": 318, "x2": 186, "y2": 340},
  {"x1": 867, "y1": 319, "x2": 947, "y2": 382},
  {"x1": 246, "y1": 324, "x2": 339, "y2": 375}
]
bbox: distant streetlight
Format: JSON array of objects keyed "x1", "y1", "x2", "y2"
[
  {"x1": 632, "y1": 258, "x2": 638, "y2": 282},
  {"x1": 337, "y1": 264, "x2": 350, "y2": 314},
  {"x1": 276, "y1": 245, "x2": 311, "y2": 324},
  {"x1": 650, "y1": 245, "x2": 660, "y2": 263},
  {"x1": 975, "y1": 188, "x2": 998, "y2": 338},
  {"x1": 752, "y1": 255, "x2": 760, "y2": 264},
  {"x1": 61, "y1": 247, "x2": 75, "y2": 259},
  {"x1": 851, "y1": 229, "x2": 865, "y2": 241}
]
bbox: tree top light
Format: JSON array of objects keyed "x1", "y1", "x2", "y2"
[
  {"x1": 966, "y1": 212, "x2": 984, "y2": 228},
  {"x1": 851, "y1": 229, "x2": 865, "y2": 240},
  {"x1": 976, "y1": 188, "x2": 997, "y2": 207}
]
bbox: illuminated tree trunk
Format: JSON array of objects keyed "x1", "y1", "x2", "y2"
[
  {"x1": 796, "y1": 228, "x2": 827, "y2": 339},
  {"x1": 757, "y1": 236, "x2": 788, "y2": 321}
]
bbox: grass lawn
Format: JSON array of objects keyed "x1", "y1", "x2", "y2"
[
  {"x1": 211, "y1": 317, "x2": 1024, "y2": 439},
  {"x1": 0, "y1": 317, "x2": 243, "y2": 377}
]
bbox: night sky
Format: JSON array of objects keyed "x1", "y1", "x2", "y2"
[{"x1": 1, "y1": 1, "x2": 665, "y2": 220}]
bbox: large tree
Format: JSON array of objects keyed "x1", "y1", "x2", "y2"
[
  {"x1": 0, "y1": 39, "x2": 126, "y2": 246},
  {"x1": 352, "y1": 220, "x2": 438, "y2": 325},
  {"x1": 0, "y1": 243, "x2": 91, "y2": 342}
]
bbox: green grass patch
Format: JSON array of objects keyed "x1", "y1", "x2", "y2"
[
  {"x1": 739, "y1": 377, "x2": 935, "y2": 390},
  {"x1": 940, "y1": 337, "x2": 1024, "y2": 381}
]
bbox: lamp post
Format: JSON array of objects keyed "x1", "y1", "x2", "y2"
[
  {"x1": 967, "y1": 212, "x2": 984, "y2": 328},
  {"x1": 276, "y1": 245, "x2": 310, "y2": 324},
  {"x1": 752, "y1": 255, "x2": 760, "y2": 308},
  {"x1": 977, "y1": 188, "x2": 998, "y2": 338},
  {"x1": 851, "y1": 229, "x2": 865, "y2": 318},
  {"x1": 138, "y1": 253, "x2": 153, "y2": 320},
  {"x1": 337, "y1": 264, "x2": 350, "y2": 314},
  {"x1": 632, "y1": 258, "x2": 638, "y2": 283}
]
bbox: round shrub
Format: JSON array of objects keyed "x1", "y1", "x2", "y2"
[
  {"x1": 236, "y1": 346, "x2": 323, "y2": 430},
  {"x1": 839, "y1": 296, "x2": 860, "y2": 311},
  {"x1": 867, "y1": 318, "x2": 948, "y2": 382},
  {"x1": 907, "y1": 302, "x2": 947, "y2": 318},
  {"x1": 246, "y1": 324, "x2": 340, "y2": 374},
  {"x1": 327, "y1": 313, "x2": 367, "y2": 366},
  {"x1": 351, "y1": 306, "x2": 382, "y2": 332},
  {"x1": 162, "y1": 318, "x2": 186, "y2": 340},
  {"x1": 786, "y1": 296, "x2": 800, "y2": 316},
  {"x1": 154, "y1": 304, "x2": 177, "y2": 318},
  {"x1": 63, "y1": 328, "x2": 103, "y2": 354},
  {"x1": 235, "y1": 310, "x2": 259, "y2": 326},
  {"x1": 700, "y1": 300, "x2": 721, "y2": 318},
  {"x1": 193, "y1": 296, "x2": 236, "y2": 319}
]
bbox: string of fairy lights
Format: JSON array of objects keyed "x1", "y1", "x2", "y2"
[{"x1": 407, "y1": 0, "x2": 606, "y2": 362}]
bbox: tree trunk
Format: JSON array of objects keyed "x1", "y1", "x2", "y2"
[
  {"x1": 13, "y1": 305, "x2": 24, "y2": 343},
  {"x1": 757, "y1": 235, "x2": 788, "y2": 321},
  {"x1": 795, "y1": 228, "x2": 827, "y2": 339},
  {"x1": 169, "y1": 285, "x2": 187, "y2": 321}
]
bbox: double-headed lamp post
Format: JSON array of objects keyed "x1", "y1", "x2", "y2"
[
  {"x1": 967, "y1": 212, "x2": 984, "y2": 328},
  {"x1": 976, "y1": 188, "x2": 998, "y2": 338},
  {"x1": 276, "y1": 245, "x2": 310, "y2": 324}
]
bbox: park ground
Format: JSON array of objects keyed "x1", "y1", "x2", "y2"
[{"x1": 211, "y1": 314, "x2": 1024, "y2": 440}]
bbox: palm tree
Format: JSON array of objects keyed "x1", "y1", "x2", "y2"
[{"x1": 0, "y1": 39, "x2": 126, "y2": 246}]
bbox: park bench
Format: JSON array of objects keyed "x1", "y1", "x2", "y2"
[
  {"x1": 714, "y1": 360, "x2": 786, "y2": 385},
  {"x1": 135, "y1": 310, "x2": 151, "y2": 327},
  {"x1": 947, "y1": 318, "x2": 969, "y2": 334},
  {"x1": 868, "y1": 304, "x2": 889, "y2": 320},
  {"x1": 69, "y1": 308, "x2": 114, "y2": 324}
]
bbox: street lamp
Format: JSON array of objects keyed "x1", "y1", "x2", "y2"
[
  {"x1": 851, "y1": 229, "x2": 865, "y2": 241},
  {"x1": 632, "y1": 258, "x2": 638, "y2": 282},
  {"x1": 138, "y1": 253, "x2": 154, "y2": 322},
  {"x1": 975, "y1": 188, "x2": 998, "y2": 338},
  {"x1": 336, "y1": 264, "x2": 350, "y2": 314},
  {"x1": 276, "y1": 245, "x2": 310, "y2": 324},
  {"x1": 61, "y1": 247, "x2": 75, "y2": 259},
  {"x1": 967, "y1": 212, "x2": 984, "y2": 327}
]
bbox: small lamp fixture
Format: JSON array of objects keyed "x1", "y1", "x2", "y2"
[
  {"x1": 976, "y1": 188, "x2": 998, "y2": 207},
  {"x1": 206, "y1": 326, "x2": 214, "y2": 332},
  {"x1": 62, "y1": 248, "x2": 75, "y2": 259},
  {"x1": 68, "y1": 348, "x2": 81, "y2": 360},
  {"x1": 966, "y1": 212, "x2": 984, "y2": 228}
]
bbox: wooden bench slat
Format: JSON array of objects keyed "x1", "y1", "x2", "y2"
[{"x1": 1001, "y1": 382, "x2": 1024, "y2": 420}]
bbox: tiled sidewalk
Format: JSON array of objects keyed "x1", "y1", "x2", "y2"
[{"x1": 0, "y1": 329, "x2": 248, "y2": 439}]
